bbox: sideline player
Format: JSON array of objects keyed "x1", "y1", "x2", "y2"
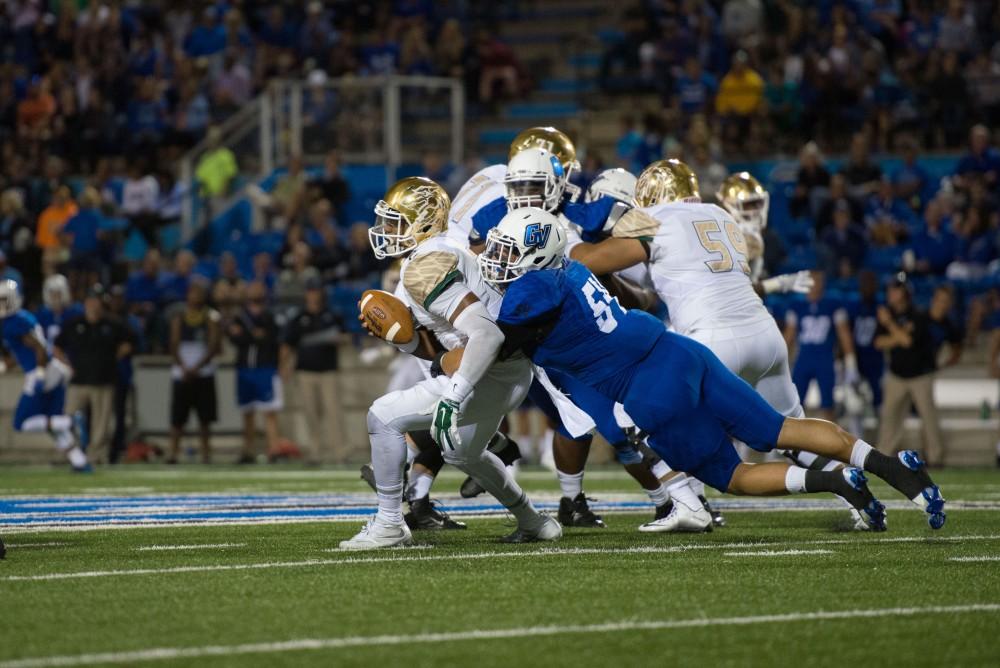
[
  {"x1": 476, "y1": 208, "x2": 947, "y2": 530},
  {"x1": 0, "y1": 279, "x2": 89, "y2": 472},
  {"x1": 339, "y1": 177, "x2": 560, "y2": 550}
]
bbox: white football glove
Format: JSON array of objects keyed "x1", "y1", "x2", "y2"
[
  {"x1": 762, "y1": 270, "x2": 814, "y2": 295},
  {"x1": 23, "y1": 367, "x2": 46, "y2": 396},
  {"x1": 429, "y1": 376, "x2": 473, "y2": 451},
  {"x1": 843, "y1": 353, "x2": 860, "y2": 386}
]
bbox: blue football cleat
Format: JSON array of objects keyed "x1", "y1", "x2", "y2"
[
  {"x1": 844, "y1": 467, "x2": 887, "y2": 532},
  {"x1": 899, "y1": 451, "x2": 946, "y2": 529},
  {"x1": 71, "y1": 463, "x2": 93, "y2": 474}
]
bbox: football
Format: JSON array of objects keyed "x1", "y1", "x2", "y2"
[{"x1": 359, "y1": 289, "x2": 415, "y2": 344}]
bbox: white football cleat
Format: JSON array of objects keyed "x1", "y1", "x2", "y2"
[
  {"x1": 339, "y1": 516, "x2": 413, "y2": 551},
  {"x1": 638, "y1": 502, "x2": 712, "y2": 533},
  {"x1": 500, "y1": 513, "x2": 563, "y2": 543}
]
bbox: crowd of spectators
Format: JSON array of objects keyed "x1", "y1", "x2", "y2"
[{"x1": 604, "y1": 0, "x2": 1000, "y2": 157}]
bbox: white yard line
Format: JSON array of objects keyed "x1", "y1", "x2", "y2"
[
  {"x1": 8, "y1": 534, "x2": 1000, "y2": 583},
  {"x1": 1, "y1": 603, "x2": 997, "y2": 668},
  {"x1": 133, "y1": 543, "x2": 246, "y2": 552},
  {"x1": 3, "y1": 542, "x2": 69, "y2": 548},
  {"x1": 949, "y1": 556, "x2": 1000, "y2": 562},
  {"x1": 723, "y1": 549, "x2": 833, "y2": 557}
]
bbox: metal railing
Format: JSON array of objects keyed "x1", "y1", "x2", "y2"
[{"x1": 179, "y1": 75, "x2": 464, "y2": 243}]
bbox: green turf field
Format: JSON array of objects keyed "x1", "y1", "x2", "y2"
[{"x1": 2, "y1": 467, "x2": 999, "y2": 667}]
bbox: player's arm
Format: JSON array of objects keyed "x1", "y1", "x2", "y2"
[
  {"x1": 23, "y1": 332, "x2": 48, "y2": 369},
  {"x1": 834, "y1": 307, "x2": 859, "y2": 383},
  {"x1": 169, "y1": 314, "x2": 184, "y2": 368},
  {"x1": 873, "y1": 306, "x2": 911, "y2": 349},
  {"x1": 570, "y1": 237, "x2": 649, "y2": 276},
  {"x1": 191, "y1": 311, "x2": 221, "y2": 373},
  {"x1": 598, "y1": 273, "x2": 659, "y2": 312}
]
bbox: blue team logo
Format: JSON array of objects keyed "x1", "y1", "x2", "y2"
[{"x1": 523, "y1": 222, "x2": 552, "y2": 248}]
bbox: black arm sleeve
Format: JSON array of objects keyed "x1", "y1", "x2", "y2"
[{"x1": 496, "y1": 308, "x2": 560, "y2": 360}]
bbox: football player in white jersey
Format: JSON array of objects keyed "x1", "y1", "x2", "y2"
[
  {"x1": 340, "y1": 177, "x2": 560, "y2": 550},
  {"x1": 569, "y1": 160, "x2": 873, "y2": 528}
]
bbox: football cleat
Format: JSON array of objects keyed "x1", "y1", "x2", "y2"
[
  {"x1": 70, "y1": 463, "x2": 93, "y2": 474},
  {"x1": 499, "y1": 514, "x2": 562, "y2": 543},
  {"x1": 898, "y1": 451, "x2": 946, "y2": 530},
  {"x1": 557, "y1": 493, "x2": 605, "y2": 528},
  {"x1": 837, "y1": 468, "x2": 887, "y2": 532},
  {"x1": 699, "y1": 495, "x2": 726, "y2": 528},
  {"x1": 339, "y1": 516, "x2": 413, "y2": 551},
  {"x1": 459, "y1": 475, "x2": 485, "y2": 499},
  {"x1": 404, "y1": 496, "x2": 467, "y2": 531},
  {"x1": 460, "y1": 435, "x2": 523, "y2": 498},
  {"x1": 654, "y1": 500, "x2": 673, "y2": 520},
  {"x1": 639, "y1": 502, "x2": 712, "y2": 533}
]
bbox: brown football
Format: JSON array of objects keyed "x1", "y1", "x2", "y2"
[{"x1": 359, "y1": 290, "x2": 415, "y2": 344}]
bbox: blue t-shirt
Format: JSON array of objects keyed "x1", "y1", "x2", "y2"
[
  {"x1": 125, "y1": 272, "x2": 162, "y2": 306},
  {"x1": 910, "y1": 228, "x2": 958, "y2": 275},
  {"x1": 1, "y1": 310, "x2": 47, "y2": 372},
  {"x1": 674, "y1": 72, "x2": 717, "y2": 115},
  {"x1": 787, "y1": 297, "x2": 845, "y2": 357},
  {"x1": 955, "y1": 148, "x2": 1000, "y2": 177},
  {"x1": 62, "y1": 209, "x2": 102, "y2": 253},
  {"x1": 497, "y1": 260, "x2": 664, "y2": 388}
]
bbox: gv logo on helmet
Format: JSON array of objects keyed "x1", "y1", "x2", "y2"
[{"x1": 523, "y1": 222, "x2": 552, "y2": 248}]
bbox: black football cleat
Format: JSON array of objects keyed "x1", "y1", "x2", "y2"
[
  {"x1": 558, "y1": 493, "x2": 605, "y2": 528},
  {"x1": 459, "y1": 475, "x2": 485, "y2": 499},
  {"x1": 404, "y1": 496, "x2": 467, "y2": 531},
  {"x1": 699, "y1": 495, "x2": 726, "y2": 528}
]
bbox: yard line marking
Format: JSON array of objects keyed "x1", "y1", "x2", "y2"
[
  {"x1": 949, "y1": 556, "x2": 1000, "y2": 562},
  {"x1": 723, "y1": 549, "x2": 833, "y2": 557},
  {"x1": 7, "y1": 536, "x2": 999, "y2": 582},
  {"x1": 134, "y1": 543, "x2": 246, "y2": 552},
  {"x1": 4, "y1": 542, "x2": 69, "y2": 548},
  {"x1": 1, "y1": 603, "x2": 997, "y2": 668}
]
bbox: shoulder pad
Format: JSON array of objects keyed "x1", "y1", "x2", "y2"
[
  {"x1": 612, "y1": 208, "x2": 659, "y2": 240},
  {"x1": 403, "y1": 250, "x2": 461, "y2": 309}
]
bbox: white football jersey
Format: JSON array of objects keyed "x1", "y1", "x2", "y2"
[
  {"x1": 446, "y1": 165, "x2": 507, "y2": 245},
  {"x1": 615, "y1": 201, "x2": 771, "y2": 334},
  {"x1": 397, "y1": 234, "x2": 504, "y2": 351}
]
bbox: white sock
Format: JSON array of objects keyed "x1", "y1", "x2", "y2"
[
  {"x1": 651, "y1": 459, "x2": 671, "y2": 479},
  {"x1": 368, "y1": 412, "x2": 407, "y2": 525},
  {"x1": 646, "y1": 483, "x2": 670, "y2": 506},
  {"x1": 785, "y1": 466, "x2": 808, "y2": 493},
  {"x1": 557, "y1": 469, "x2": 584, "y2": 499},
  {"x1": 66, "y1": 447, "x2": 88, "y2": 469},
  {"x1": 850, "y1": 439, "x2": 874, "y2": 469},
  {"x1": 687, "y1": 477, "x2": 706, "y2": 498},
  {"x1": 19, "y1": 415, "x2": 49, "y2": 432},
  {"x1": 406, "y1": 470, "x2": 434, "y2": 501},
  {"x1": 665, "y1": 474, "x2": 703, "y2": 511}
]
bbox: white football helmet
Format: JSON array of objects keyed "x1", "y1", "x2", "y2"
[
  {"x1": 504, "y1": 148, "x2": 567, "y2": 212},
  {"x1": 0, "y1": 278, "x2": 22, "y2": 317},
  {"x1": 585, "y1": 168, "x2": 637, "y2": 204},
  {"x1": 478, "y1": 207, "x2": 566, "y2": 285},
  {"x1": 43, "y1": 274, "x2": 71, "y2": 309}
]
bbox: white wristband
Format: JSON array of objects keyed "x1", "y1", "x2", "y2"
[
  {"x1": 393, "y1": 336, "x2": 419, "y2": 355},
  {"x1": 444, "y1": 373, "x2": 474, "y2": 404}
]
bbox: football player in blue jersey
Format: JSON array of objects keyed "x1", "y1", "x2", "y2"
[
  {"x1": 35, "y1": 274, "x2": 82, "y2": 351},
  {"x1": 0, "y1": 279, "x2": 89, "y2": 472},
  {"x1": 463, "y1": 207, "x2": 949, "y2": 531},
  {"x1": 783, "y1": 271, "x2": 859, "y2": 422}
]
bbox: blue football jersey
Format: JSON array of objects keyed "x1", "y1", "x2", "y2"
[
  {"x1": 497, "y1": 260, "x2": 665, "y2": 389},
  {"x1": 1, "y1": 309, "x2": 48, "y2": 372},
  {"x1": 850, "y1": 300, "x2": 880, "y2": 356},
  {"x1": 787, "y1": 297, "x2": 845, "y2": 357},
  {"x1": 35, "y1": 304, "x2": 83, "y2": 347}
]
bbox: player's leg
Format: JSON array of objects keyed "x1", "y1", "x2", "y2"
[
  {"x1": 240, "y1": 411, "x2": 256, "y2": 463},
  {"x1": 15, "y1": 387, "x2": 88, "y2": 471},
  {"x1": 196, "y1": 377, "x2": 217, "y2": 464},
  {"x1": 815, "y1": 357, "x2": 836, "y2": 422},
  {"x1": 404, "y1": 431, "x2": 466, "y2": 531},
  {"x1": 168, "y1": 380, "x2": 189, "y2": 464}
]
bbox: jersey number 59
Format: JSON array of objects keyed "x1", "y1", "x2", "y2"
[
  {"x1": 581, "y1": 275, "x2": 619, "y2": 333},
  {"x1": 693, "y1": 220, "x2": 750, "y2": 276}
]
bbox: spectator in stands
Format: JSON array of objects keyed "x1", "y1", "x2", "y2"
[
  {"x1": 841, "y1": 133, "x2": 883, "y2": 198},
  {"x1": 875, "y1": 276, "x2": 946, "y2": 467},
  {"x1": 927, "y1": 284, "x2": 964, "y2": 368},
  {"x1": 228, "y1": 281, "x2": 285, "y2": 464},
  {"x1": 476, "y1": 29, "x2": 522, "y2": 104},
  {"x1": 865, "y1": 177, "x2": 917, "y2": 245},
  {"x1": 909, "y1": 199, "x2": 957, "y2": 276},
  {"x1": 168, "y1": 281, "x2": 220, "y2": 465},
  {"x1": 125, "y1": 249, "x2": 163, "y2": 335},
  {"x1": 246, "y1": 155, "x2": 307, "y2": 230},
  {"x1": 60, "y1": 186, "x2": 105, "y2": 289},
  {"x1": 211, "y1": 251, "x2": 247, "y2": 320},
  {"x1": 195, "y1": 126, "x2": 238, "y2": 224},
  {"x1": 121, "y1": 158, "x2": 161, "y2": 245},
  {"x1": 275, "y1": 242, "x2": 320, "y2": 310},
  {"x1": 947, "y1": 206, "x2": 996, "y2": 280},
  {"x1": 0, "y1": 189, "x2": 39, "y2": 296},
  {"x1": 816, "y1": 174, "x2": 864, "y2": 235},
  {"x1": 212, "y1": 51, "x2": 254, "y2": 114},
  {"x1": 0, "y1": 250, "x2": 23, "y2": 287},
  {"x1": 616, "y1": 114, "x2": 643, "y2": 174},
  {"x1": 251, "y1": 252, "x2": 277, "y2": 294},
  {"x1": 673, "y1": 56, "x2": 717, "y2": 119},
  {"x1": 891, "y1": 137, "x2": 931, "y2": 212},
  {"x1": 125, "y1": 77, "x2": 168, "y2": 148},
  {"x1": 434, "y1": 18, "x2": 466, "y2": 79},
  {"x1": 54, "y1": 286, "x2": 132, "y2": 465},
  {"x1": 35, "y1": 184, "x2": 77, "y2": 276},
  {"x1": 928, "y1": 50, "x2": 971, "y2": 147},
  {"x1": 361, "y1": 24, "x2": 401, "y2": 76},
  {"x1": 790, "y1": 141, "x2": 831, "y2": 219},
  {"x1": 953, "y1": 124, "x2": 1000, "y2": 192},
  {"x1": 400, "y1": 24, "x2": 434, "y2": 75},
  {"x1": 936, "y1": 0, "x2": 977, "y2": 55},
  {"x1": 311, "y1": 151, "x2": 350, "y2": 223},
  {"x1": 17, "y1": 78, "x2": 56, "y2": 141},
  {"x1": 721, "y1": 0, "x2": 763, "y2": 50},
  {"x1": 716, "y1": 51, "x2": 764, "y2": 152},
  {"x1": 688, "y1": 145, "x2": 728, "y2": 205},
  {"x1": 345, "y1": 222, "x2": 384, "y2": 281},
  {"x1": 820, "y1": 199, "x2": 867, "y2": 274},
  {"x1": 281, "y1": 278, "x2": 346, "y2": 465},
  {"x1": 298, "y1": 1, "x2": 337, "y2": 64},
  {"x1": 160, "y1": 250, "x2": 197, "y2": 306}
]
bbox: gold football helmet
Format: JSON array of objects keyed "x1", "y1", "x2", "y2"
[
  {"x1": 717, "y1": 172, "x2": 770, "y2": 229},
  {"x1": 370, "y1": 177, "x2": 451, "y2": 259},
  {"x1": 508, "y1": 126, "x2": 579, "y2": 177},
  {"x1": 633, "y1": 159, "x2": 700, "y2": 207}
]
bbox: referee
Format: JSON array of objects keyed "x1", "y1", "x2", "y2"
[{"x1": 167, "y1": 281, "x2": 221, "y2": 464}]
